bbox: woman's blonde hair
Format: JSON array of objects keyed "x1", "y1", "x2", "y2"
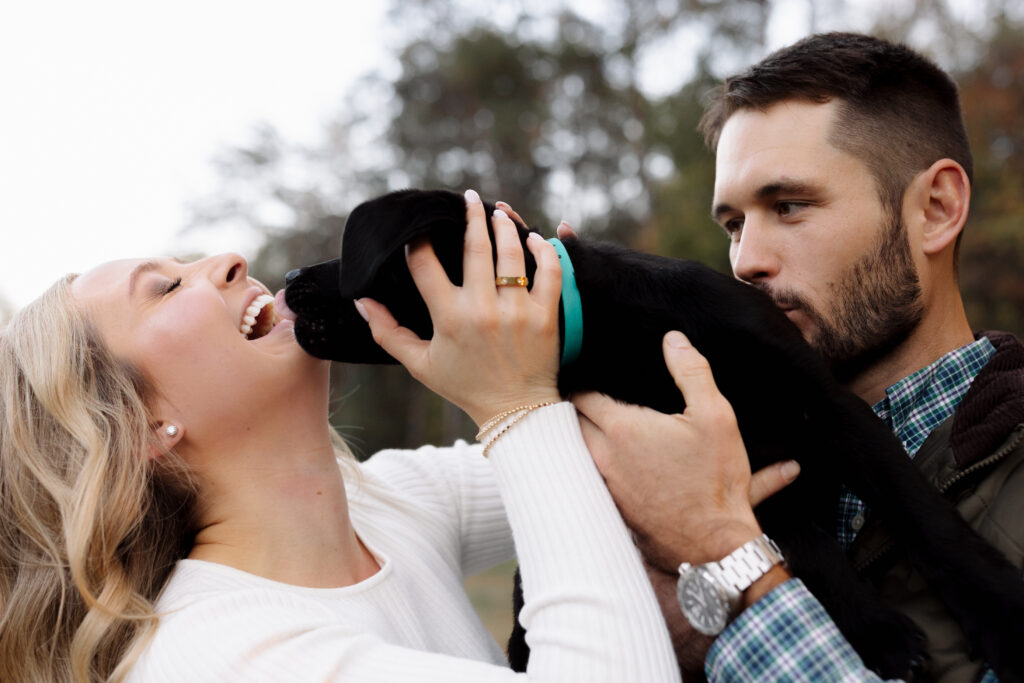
[{"x1": 0, "y1": 276, "x2": 197, "y2": 682}]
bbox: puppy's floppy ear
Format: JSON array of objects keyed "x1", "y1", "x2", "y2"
[
  {"x1": 284, "y1": 189, "x2": 483, "y2": 364},
  {"x1": 338, "y1": 190, "x2": 470, "y2": 298}
]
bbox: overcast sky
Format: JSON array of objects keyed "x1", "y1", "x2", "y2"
[{"x1": 0, "y1": 1, "x2": 390, "y2": 309}]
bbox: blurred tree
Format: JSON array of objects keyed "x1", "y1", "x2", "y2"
[
  {"x1": 188, "y1": 0, "x2": 1024, "y2": 454},
  {"x1": 956, "y1": 14, "x2": 1024, "y2": 337},
  {"x1": 384, "y1": 13, "x2": 665, "y2": 242},
  {"x1": 641, "y1": 72, "x2": 729, "y2": 272}
]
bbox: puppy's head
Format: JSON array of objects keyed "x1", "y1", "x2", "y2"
[
  {"x1": 284, "y1": 189, "x2": 526, "y2": 364},
  {"x1": 284, "y1": 257, "x2": 390, "y2": 363}
]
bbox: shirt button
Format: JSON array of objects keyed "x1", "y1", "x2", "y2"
[{"x1": 851, "y1": 513, "x2": 866, "y2": 531}]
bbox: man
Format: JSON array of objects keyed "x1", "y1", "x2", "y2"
[{"x1": 573, "y1": 32, "x2": 1024, "y2": 681}]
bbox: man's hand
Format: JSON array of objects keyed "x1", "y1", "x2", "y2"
[{"x1": 573, "y1": 331, "x2": 800, "y2": 571}]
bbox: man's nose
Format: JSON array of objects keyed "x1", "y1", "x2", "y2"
[{"x1": 730, "y1": 222, "x2": 780, "y2": 284}]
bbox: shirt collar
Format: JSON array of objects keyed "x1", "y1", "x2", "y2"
[{"x1": 872, "y1": 337, "x2": 996, "y2": 457}]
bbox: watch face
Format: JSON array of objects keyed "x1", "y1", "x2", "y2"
[{"x1": 677, "y1": 570, "x2": 729, "y2": 636}]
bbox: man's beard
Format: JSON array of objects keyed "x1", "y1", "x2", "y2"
[{"x1": 759, "y1": 213, "x2": 924, "y2": 383}]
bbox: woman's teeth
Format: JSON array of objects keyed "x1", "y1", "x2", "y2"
[{"x1": 240, "y1": 294, "x2": 277, "y2": 339}]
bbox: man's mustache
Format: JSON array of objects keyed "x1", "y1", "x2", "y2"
[{"x1": 752, "y1": 283, "x2": 810, "y2": 314}]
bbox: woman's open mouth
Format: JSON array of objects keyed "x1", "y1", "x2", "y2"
[{"x1": 240, "y1": 294, "x2": 278, "y2": 340}]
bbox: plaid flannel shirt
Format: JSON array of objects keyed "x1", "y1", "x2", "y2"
[
  {"x1": 706, "y1": 337, "x2": 997, "y2": 682},
  {"x1": 837, "y1": 337, "x2": 996, "y2": 548}
]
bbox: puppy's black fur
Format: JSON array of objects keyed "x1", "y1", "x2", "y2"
[{"x1": 285, "y1": 189, "x2": 1024, "y2": 681}]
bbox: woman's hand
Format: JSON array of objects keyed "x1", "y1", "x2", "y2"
[{"x1": 357, "y1": 190, "x2": 563, "y2": 427}]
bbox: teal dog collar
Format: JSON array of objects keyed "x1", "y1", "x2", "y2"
[{"x1": 546, "y1": 237, "x2": 583, "y2": 365}]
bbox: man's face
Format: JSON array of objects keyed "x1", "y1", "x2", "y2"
[{"x1": 712, "y1": 100, "x2": 923, "y2": 378}]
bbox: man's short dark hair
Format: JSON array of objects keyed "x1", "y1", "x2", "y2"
[{"x1": 699, "y1": 32, "x2": 973, "y2": 223}]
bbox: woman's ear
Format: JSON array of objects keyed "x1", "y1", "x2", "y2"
[
  {"x1": 910, "y1": 158, "x2": 970, "y2": 256},
  {"x1": 150, "y1": 421, "x2": 184, "y2": 460}
]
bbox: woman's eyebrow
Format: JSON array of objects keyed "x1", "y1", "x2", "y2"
[{"x1": 128, "y1": 258, "x2": 184, "y2": 297}]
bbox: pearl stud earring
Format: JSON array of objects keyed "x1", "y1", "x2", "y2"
[{"x1": 164, "y1": 425, "x2": 179, "y2": 438}]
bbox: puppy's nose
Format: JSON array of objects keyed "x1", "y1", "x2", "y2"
[{"x1": 285, "y1": 268, "x2": 303, "y2": 284}]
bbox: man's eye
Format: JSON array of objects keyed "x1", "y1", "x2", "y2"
[
  {"x1": 777, "y1": 202, "x2": 807, "y2": 217},
  {"x1": 723, "y1": 218, "x2": 743, "y2": 238}
]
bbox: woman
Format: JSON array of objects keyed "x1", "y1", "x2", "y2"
[{"x1": 0, "y1": 191, "x2": 679, "y2": 682}]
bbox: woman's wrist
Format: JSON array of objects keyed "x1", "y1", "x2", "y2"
[
  {"x1": 468, "y1": 390, "x2": 563, "y2": 429},
  {"x1": 475, "y1": 398, "x2": 561, "y2": 457}
]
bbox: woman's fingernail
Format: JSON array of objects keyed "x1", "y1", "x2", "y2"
[
  {"x1": 781, "y1": 460, "x2": 801, "y2": 482},
  {"x1": 527, "y1": 232, "x2": 543, "y2": 243},
  {"x1": 493, "y1": 208, "x2": 508, "y2": 219},
  {"x1": 354, "y1": 299, "x2": 369, "y2": 322},
  {"x1": 665, "y1": 330, "x2": 690, "y2": 348},
  {"x1": 464, "y1": 189, "x2": 481, "y2": 204}
]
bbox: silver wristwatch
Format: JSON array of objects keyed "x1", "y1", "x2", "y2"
[{"x1": 676, "y1": 534, "x2": 784, "y2": 636}]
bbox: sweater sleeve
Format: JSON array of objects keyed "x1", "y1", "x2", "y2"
[
  {"x1": 127, "y1": 403, "x2": 680, "y2": 683},
  {"x1": 482, "y1": 402, "x2": 680, "y2": 681}
]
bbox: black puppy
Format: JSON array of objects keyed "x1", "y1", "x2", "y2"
[{"x1": 284, "y1": 189, "x2": 1024, "y2": 680}]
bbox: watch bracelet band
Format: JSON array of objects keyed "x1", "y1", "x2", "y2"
[{"x1": 704, "y1": 534, "x2": 785, "y2": 596}]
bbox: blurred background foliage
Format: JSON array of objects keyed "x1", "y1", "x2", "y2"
[{"x1": 187, "y1": 0, "x2": 1024, "y2": 457}]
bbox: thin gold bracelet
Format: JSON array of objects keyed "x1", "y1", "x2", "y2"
[
  {"x1": 475, "y1": 402, "x2": 555, "y2": 440},
  {"x1": 476, "y1": 407, "x2": 523, "y2": 440},
  {"x1": 479, "y1": 402, "x2": 555, "y2": 458}
]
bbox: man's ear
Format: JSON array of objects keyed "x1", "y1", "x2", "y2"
[{"x1": 908, "y1": 158, "x2": 971, "y2": 256}]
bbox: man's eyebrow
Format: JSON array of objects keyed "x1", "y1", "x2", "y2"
[
  {"x1": 754, "y1": 180, "x2": 819, "y2": 199},
  {"x1": 711, "y1": 202, "x2": 735, "y2": 223},
  {"x1": 711, "y1": 180, "x2": 820, "y2": 221},
  {"x1": 128, "y1": 257, "x2": 184, "y2": 297}
]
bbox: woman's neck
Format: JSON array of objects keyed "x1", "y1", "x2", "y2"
[{"x1": 184, "y1": 413, "x2": 379, "y2": 588}]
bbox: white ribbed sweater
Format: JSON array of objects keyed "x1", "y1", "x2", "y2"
[{"x1": 125, "y1": 403, "x2": 680, "y2": 682}]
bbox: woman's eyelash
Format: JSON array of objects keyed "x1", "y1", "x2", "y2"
[{"x1": 163, "y1": 277, "x2": 182, "y2": 294}]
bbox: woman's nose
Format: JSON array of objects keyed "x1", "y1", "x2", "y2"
[{"x1": 207, "y1": 253, "x2": 248, "y2": 287}]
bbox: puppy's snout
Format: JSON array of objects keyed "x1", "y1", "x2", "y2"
[{"x1": 285, "y1": 268, "x2": 303, "y2": 285}]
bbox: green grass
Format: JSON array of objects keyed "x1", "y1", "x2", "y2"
[{"x1": 464, "y1": 560, "x2": 517, "y2": 646}]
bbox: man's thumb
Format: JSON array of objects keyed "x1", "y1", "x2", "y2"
[{"x1": 663, "y1": 331, "x2": 719, "y2": 408}]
